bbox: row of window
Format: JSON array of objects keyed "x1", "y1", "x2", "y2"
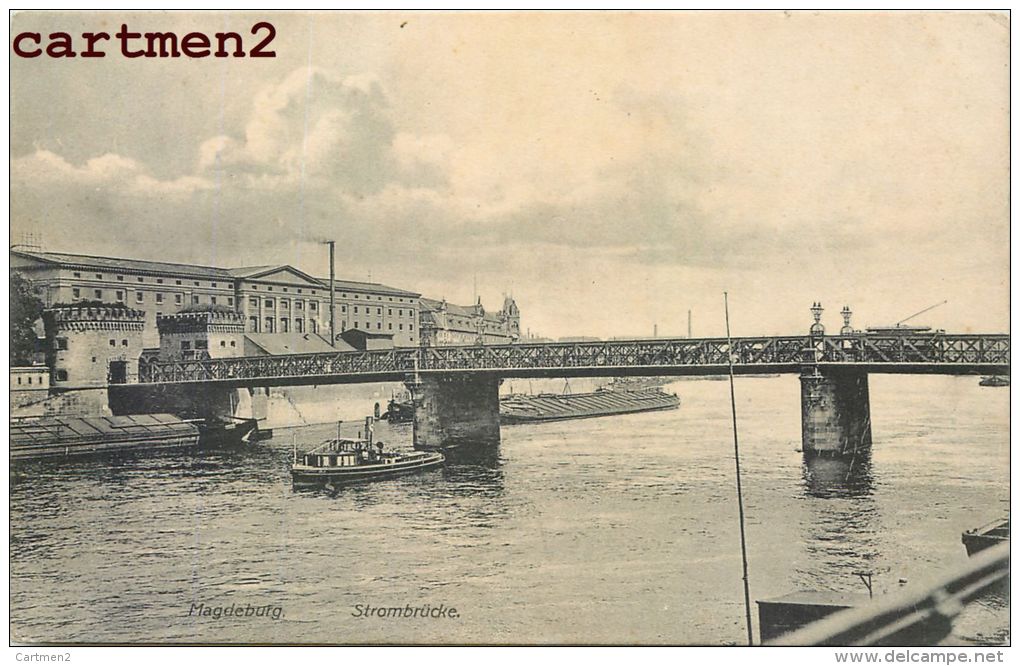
[
  {"x1": 14, "y1": 375, "x2": 44, "y2": 385},
  {"x1": 248, "y1": 317, "x2": 316, "y2": 334},
  {"x1": 242, "y1": 316, "x2": 416, "y2": 336},
  {"x1": 350, "y1": 322, "x2": 414, "y2": 332},
  {"x1": 71, "y1": 271, "x2": 226, "y2": 289},
  {"x1": 65, "y1": 272, "x2": 416, "y2": 302},
  {"x1": 246, "y1": 284, "x2": 318, "y2": 294},
  {"x1": 342, "y1": 306, "x2": 413, "y2": 316},
  {"x1": 72, "y1": 288, "x2": 235, "y2": 307},
  {"x1": 345, "y1": 293, "x2": 413, "y2": 303},
  {"x1": 180, "y1": 340, "x2": 237, "y2": 350},
  {"x1": 248, "y1": 298, "x2": 317, "y2": 311}
]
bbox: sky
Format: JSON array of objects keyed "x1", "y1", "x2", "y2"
[{"x1": 9, "y1": 11, "x2": 1010, "y2": 339}]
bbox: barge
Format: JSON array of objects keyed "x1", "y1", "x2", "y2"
[
  {"x1": 10, "y1": 413, "x2": 201, "y2": 462},
  {"x1": 500, "y1": 386, "x2": 679, "y2": 424},
  {"x1": 606, "y1": 376, "x2": 673, "y2": 391}
]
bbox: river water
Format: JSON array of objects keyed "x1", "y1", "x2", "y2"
[{"x1": 9, "y1": 375, "x2": 1009, "y2": 645}]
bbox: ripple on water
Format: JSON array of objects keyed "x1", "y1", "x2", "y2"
[{"x1": 10, "y1": 376, "x2": 1009, "y2": 644}]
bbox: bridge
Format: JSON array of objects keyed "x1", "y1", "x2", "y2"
[
  {"x1": 135, "y1": 333, "x2": 1009, "y2": 387},
  {"x1": 110, "y1": 331, "x2": 1008, "y2": 455}
]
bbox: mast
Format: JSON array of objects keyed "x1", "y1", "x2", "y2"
[{"x1": 724, "y1": 292, "x2": 754, "y2": 646}]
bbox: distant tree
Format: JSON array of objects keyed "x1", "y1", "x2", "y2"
[{"x1": 10, "y1": 271, "x2": 43, "y2": 366}]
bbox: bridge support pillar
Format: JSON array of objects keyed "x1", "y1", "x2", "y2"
[
  {"x1": 799, "y1": 368, "x2": 872, "y2": 457},
  {"x1": 407, "y1": 375, "x2": 501, "y2": 451}
]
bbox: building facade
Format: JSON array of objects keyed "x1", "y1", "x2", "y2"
[
  {"x1": 11, "y1": 249, "x2": 422, "y2": 348},
  {"x1": 327, "y1": 278, "x2": 421, "y2": 348},
  {"x1": 419, "y1": 296, "x2": 521, "y2": 346}
]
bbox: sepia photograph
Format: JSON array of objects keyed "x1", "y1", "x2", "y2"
[{"x1": 7, "y1": 9, "x2": 1010, "y2": 649}]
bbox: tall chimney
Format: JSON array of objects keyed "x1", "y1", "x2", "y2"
[{"x1": 325, "y1": 240, "x2": 336, "y2": 347}]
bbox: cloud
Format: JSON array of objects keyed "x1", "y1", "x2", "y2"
[{"x1": 12, "y1": 149, "x2": 214, "y2": 196}]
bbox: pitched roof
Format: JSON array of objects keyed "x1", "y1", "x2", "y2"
[
  {"x1": 11, "y1": 249, "x2": 232, "y2": 279},
  {"x1": 319, "y1": 278, "x2": 420, "y2": 298},
  {"x1": 11, "y1": 249, "x2": 421, "y2": 299},
  {"x1": 420, "y1": 297, "x2": 504, "y2": 321},
  {"x1": 244, "y1": 333, "x2": 355, "y2": 355},
  {"x1": 227, "y1": 266, "x2": 281, "y2": 278},
  {"x1": 228, "y1": 265, "x2": 324, "y2": 285}
]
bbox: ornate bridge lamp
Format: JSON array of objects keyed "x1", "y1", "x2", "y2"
[
  {"x1": 809, "y1": 302, "x2": 825, "y2": 364},
  {"x1": 810, "y1": 302, "x2": 825, "y2": 336},
  {"x1": 839, "y1": 305, "x2": 856, "y2": 359}
]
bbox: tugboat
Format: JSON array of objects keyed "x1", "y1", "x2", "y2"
[{"x1": 290, "y1": 417, "x2": 444, "y2": 489}]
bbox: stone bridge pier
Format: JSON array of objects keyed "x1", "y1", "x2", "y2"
[
  {"x1": 799, "y1": 367, "x2": 872, "y2": 458},
  {"x1": 406, "y1": 374, "x2": 501, "y2": 451},
  {"x1": 108, "y1": 384, "x2": 268, "y2": 422}
]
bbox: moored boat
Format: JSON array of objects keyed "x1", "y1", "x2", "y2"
[
  {"x1": 10, "y1": 413, "x2": 201, "y2": 462},
  {"x1": 192, "y1": 415, "x2": 260, "y2": 448},
  {"x1": 291, "y1": 417, "x2": 444, "y2": 488},
  {"x1": 962, "y1": 517, "x2": 1009, "y2": 556},
  {"x1": 606, "y1": 376, "x2": 674, "y2": 391},
  {"x1": 500, "y1": 386, "x2": 679, "y2": 424},
  {"x1": 381, "y1": 395, "x2": 414, "y2": 423},
  {"x1": 979, "y1": 375, "x2": 1009, "y2": 387}
]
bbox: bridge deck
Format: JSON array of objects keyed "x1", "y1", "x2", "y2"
[{"x1": 126, "y1": 333, "x2": 1009, "y2": 389}]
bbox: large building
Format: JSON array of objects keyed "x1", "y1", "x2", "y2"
[
  {"x1": 419, "y1": 296, "x2": 520, "y2": 346},
  {"x1": 11, "y1": 248, "x2": 422, "y2": 348}
]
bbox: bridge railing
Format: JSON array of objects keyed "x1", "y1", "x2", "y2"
[
  {"x1": 135, "y1": 333, "x2": 1009, "y2": 385},
  {"x1": 810, "y1": 334, "x2": 1011, "y2": 365},
  {"x1": 140, "y1": 347, "x2": 419, "y2": 384},
  {"x1": 418, "y1": 336, "x2": 814, "y2": 370}
]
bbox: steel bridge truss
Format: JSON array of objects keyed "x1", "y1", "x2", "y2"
[{"x1": 136, "y1": 333, "x2": 1009, "y2": 387}]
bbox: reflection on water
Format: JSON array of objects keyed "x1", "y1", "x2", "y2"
[
  {"x1": 9, "y1": 375, "x2": 1009, "y2": 644},
  {"x1": 797, "y1": 454, "x2": 881, "y2": 593},
  {"x1": 803, "y1": 452, "x2": 874, "y2": 499}
]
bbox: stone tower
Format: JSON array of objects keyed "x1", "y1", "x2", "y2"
[
  {"x1": 502, "y1": 295, "x2": 521, "y2": 339},
  {"x1": 156, "y1": 309, "x2": 246, "y2": 361},
  {"x1": 43, "y1": 304, "x2": 146, "y2": 388}
]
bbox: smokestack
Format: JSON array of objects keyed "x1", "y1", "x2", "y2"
[
  {"x1": 688, "y1": 309, "x2": 692, "y2": 338},
  {"x1": 324, "y1": 240, "x2": 336, "y2": 347},
  {"x1": 653, "y1": 323, "x2": 658, "y2": 338}
]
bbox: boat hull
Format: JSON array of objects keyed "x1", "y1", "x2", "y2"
[
  {"x1": 291, "y1": 452, "x2": 445, "y2": 488},
  {"x1": 197, "y1": 417, "x2": 260, "y2": 448},
  {"x1": 382, "y1": 399, "x2": 414, "y2": 423},
  {"x1": 962, "y1": 517, "x2": 1009, "y2": 556}
]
